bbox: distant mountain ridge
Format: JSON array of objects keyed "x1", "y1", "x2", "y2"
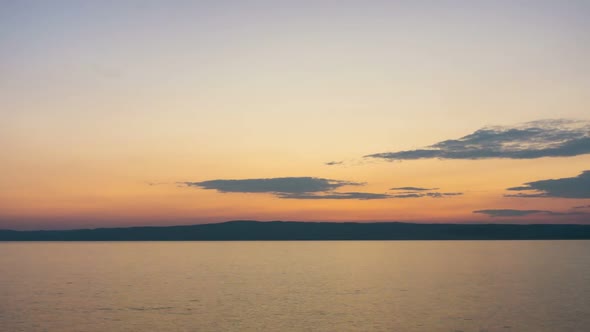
[{"x1": 1, "y1": 220, "x2": 590, "y2": 241}]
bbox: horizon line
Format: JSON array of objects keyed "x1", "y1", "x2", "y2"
[{"x1": 3, "y1": 219, "x2": 590, "y2": 233}]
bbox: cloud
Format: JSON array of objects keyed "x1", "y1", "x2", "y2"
[
  {"x1": 390, "y1": 187, "x2": 438, "y2": 191},
  {"x1": 365, "y1": 119, "x2": 590, "y2": 161},
  {"x1": 389, "y1": 193, "x2": 422, "y2": 198},
  {"x1": 324, "y1": 161, "x2": 344, "y2": 166},
  {"x1": 277, "y1": 192, "x2": 393, "y2": 200},
  {"x1": 474, "y1": 209, "x2": 548, "y2": 217},
  {"x1": 388, "y1": 186, "x2": 462, "y2": 198},
  {"x1": 424, "y1": 192, "x2": 463, "y2": 198},
  {"x1": 505, "y1": 170, "x2": 590, "y2": 198},
  {"x1": 473, "y1": 209, "x2": 587, "y2": 217},
  {"x1": 182, "y1": 177, "x2": 463, "y2": 200},
  {"x1": 278, "y1": 191, "x2": 462, "y2": 200},
  {"x1": 389, "y1": 192, "x2": 463, "y2": 198},
  {"x1": 182, "y1": 177, "x2": 395, "y2": 200},
  {"x1": 573, "y1": 205, "x2": 590, "y2": 210},
  {"x1": 183, "y1": 177, "x2": 362, "y2": 194}
]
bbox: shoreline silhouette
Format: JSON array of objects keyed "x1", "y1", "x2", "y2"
[{"x1": 1, "y1": 220, "x2": 589, "y2": 241}]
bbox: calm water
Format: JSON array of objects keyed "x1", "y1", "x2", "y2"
[{"x1": 1, "y1": 241, "x2": 589, "y2": 332}]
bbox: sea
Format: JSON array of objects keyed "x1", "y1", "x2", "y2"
[{"x1": 1, "y1": 241, "x2": 589, "y2": 331}]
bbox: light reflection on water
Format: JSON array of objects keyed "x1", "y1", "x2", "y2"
[{"x1": 1, "y1": 240, "x2": 589, "y2": 331}]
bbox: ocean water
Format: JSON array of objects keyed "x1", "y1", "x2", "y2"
[{"x1": 0, "y1": 241, "x2": 589, "y2": 332}]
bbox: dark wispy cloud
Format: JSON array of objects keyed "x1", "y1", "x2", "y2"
[
  {"x1": 389, "y1": 192, "x2": 463, "y2": 198},
  {"x1": 390, "y1": 187, "x2": 438, "y2": 191},
  {"x1": 505, "y1": 170, "x2": 590, "y2": 198},
  {"x1": 324, "y1": 161, "x2": 343, "y2": 166},
  {"x1": 573, "y1": 205, "x2": 590, "y2": 210},
  {"x1": 388, "y1": 186, "x2": 462, "y2": 198},
  {"x1": 474, "y1": 209, "x2": 549, "y2": 217},
  {"x1": 365, "y1": 119, "x2": 590, "y2": 161},
  {"x1": 425, "y1": 192, "x2": 463, "y2": 198},
  {"x1": 473, "y1": 209, "x2": 587, "y2": 218},
  {"x1": 182, "y1": 177, "x2": 391, "y2": 200},
  {"x1": 183, "y1": 177, "x2": 362, "y2": 194},
  {"x1": 182, "y1": 177, "x2": 464, "y2": 200},
  {"x1": 277, "y1": 192, "x2": 392, "y2": 200}
]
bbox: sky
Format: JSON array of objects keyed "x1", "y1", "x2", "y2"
[{"x1": 1, "y1": 0, "x2": 589, "y2": 230}]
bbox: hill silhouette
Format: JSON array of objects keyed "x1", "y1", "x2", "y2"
[{"x1": 1, "y1": 220, "x2": 590, "y2": 241}]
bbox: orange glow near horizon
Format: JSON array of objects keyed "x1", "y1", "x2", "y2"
[{"x1": 2, "y1": 2, "x2": 590, "y2": 229}]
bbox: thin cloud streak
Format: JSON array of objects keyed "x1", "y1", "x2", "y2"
[
  {"x1": 473, "y1": 209, "x2": 588, "y2": 217},
  {"x1": 389, "y1": 192, "x2": 463, "y2": 198},
  {"x1": 277, "y1": 192, "x2": 392, "y2": 200},
  {"x1": 388, "y1": 186, "x2": 462, "y2": 198},
  {"x1": 390, "y1": 187, "x2": 438, "y2": 191}
]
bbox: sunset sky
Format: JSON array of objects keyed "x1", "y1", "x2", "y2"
[{"x1": 1, "y1": 1, "x2": 589, "y2": 230}]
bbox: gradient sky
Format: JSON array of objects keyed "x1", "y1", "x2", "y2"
[{"x1": 1, "y1": 1, "x2": 589, "y2": 229}]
